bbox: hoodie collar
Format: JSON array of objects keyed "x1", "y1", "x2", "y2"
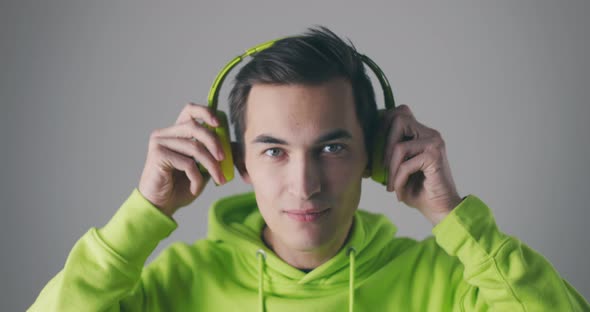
[{"x1": 207, "y1": 191, "x2": 398, "y2": 284}]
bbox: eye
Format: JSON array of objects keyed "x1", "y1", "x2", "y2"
[
  {"x1": 264, "y1": 148, "x2": 283, "y2": 158},
  {"x1": 322, "y1": 144, "x2": 344, "y2": 154}
]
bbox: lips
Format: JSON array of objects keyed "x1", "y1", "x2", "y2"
[{"x1": 284, "y1": 208, "x2": 330, "y2": 222}]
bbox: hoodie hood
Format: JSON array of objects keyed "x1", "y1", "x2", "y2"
[{"x1": 207, "y1": 191, "x2": 398, "y2": 288}]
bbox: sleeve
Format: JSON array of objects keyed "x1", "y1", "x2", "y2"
[
  {"x1": 27, "y1": 188, "x2": 178, "y2": 312},
  {"x1": 432, "y1": 195, "x2": 590, "y2": 311}
]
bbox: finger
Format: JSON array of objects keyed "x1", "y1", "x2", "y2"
[
  {"x1": 396, "y1": 104, "x2": 415, "y2": 118},
  {"x1": 153, "y1": 120, "x2": 225, "y2": 161},
  {"x1": 383, "y1": 114, "x2": 418, "y2": 169},
  {"x1": 377, "y1": 108, "x2": 395, "y2": 135},
  {"x1": 156, "y1": 145, "x2": 206, "y2": 194},
  {"x1": 175, "y1": 102, "x2": 220, "y2": 127},
  {"x1": 391, "y1": 149, "x2": 437, "y2": 197},
  {"x1": 380, "y1": 104, "x2": 414, "y2": 133},
  {"x1": 386, "y1": 138, "x2": 432, "y2": 192},
  {"x1": 379, "y1": 104, "x2": 416, "y2": 137},
  {"x1": 156, "y1": 137, "x2": 225, "y2": 185}
]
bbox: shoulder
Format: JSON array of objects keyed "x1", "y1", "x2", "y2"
[
  {"x1": 399, "y1": 236, "x2": 463, "y2": 273},
  {"x1": 375, "y1": 234, "x2": 462, "y2": 272},
  {"x1": 143, "y1": 239, "x2": 235, "y2": 277}
]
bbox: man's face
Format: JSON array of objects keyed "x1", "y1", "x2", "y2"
[{"x1": 241, "y1": 77, "x2": 369, "y2": 253}]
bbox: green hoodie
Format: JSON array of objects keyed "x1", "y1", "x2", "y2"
[{"x1": 29, "y1": 188, "x2": 589, "y2": 311}]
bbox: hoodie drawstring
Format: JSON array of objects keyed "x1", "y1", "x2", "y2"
[
  {"x1": 256, "y1": 249, "x2": 267, "y2": 312},
  {"x1": 348, "y1": 246, "x2": 356, "y2": 312},
  {"x1": 255, "y1": 247, "x2": 356, "y2": 312}
]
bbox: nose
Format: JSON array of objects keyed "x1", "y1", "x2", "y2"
[{"x1": 288, "y1": 153, "x2": 321, "y2": 200}]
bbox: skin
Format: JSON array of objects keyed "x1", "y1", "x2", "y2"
[
  {"x1": 138, "y1": 77, "x2": 462, "y2": 270},
  {"x1": 380, "y1": 104, "x2": 462, "y2": 225},
  {"x1": 238, "y1": 78, "x2": 370, "y2": 269}
]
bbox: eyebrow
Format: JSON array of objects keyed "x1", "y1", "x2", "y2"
[{"x1": 251, "y1": 129, "x2": 353, "y2": 145}]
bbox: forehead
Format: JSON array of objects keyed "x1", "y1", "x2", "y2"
[{"x1": 243, "y1": 78, "x2": 362, "y2": 143}]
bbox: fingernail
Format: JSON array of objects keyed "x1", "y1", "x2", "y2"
[{"x1": 218, "y1": 151, "x2": 225, "y2": 161}]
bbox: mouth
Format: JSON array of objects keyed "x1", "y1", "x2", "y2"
[{"x1": 283, "y1": 209, "x2": 331, "y2": 222}]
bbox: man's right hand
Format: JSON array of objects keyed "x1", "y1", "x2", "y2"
[{"x1": 138, "y1": 103, "x2": 227, "y2": 218}]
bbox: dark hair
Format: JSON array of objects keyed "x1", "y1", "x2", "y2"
[{"x1": 228, "y1": 26, "x2": 378, "y2": 159}]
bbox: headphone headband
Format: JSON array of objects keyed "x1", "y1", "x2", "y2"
[{"x1": 207, "y1": 37, "x2": 395, "y2": 112}]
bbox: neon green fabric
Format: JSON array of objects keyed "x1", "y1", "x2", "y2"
[{"x1": 29, "y1": 188, "x2": 589, "y2": 311}]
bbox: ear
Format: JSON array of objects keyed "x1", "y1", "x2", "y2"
[{"x1": 231, "y1": 142, "x2": 252, "y2": 184}]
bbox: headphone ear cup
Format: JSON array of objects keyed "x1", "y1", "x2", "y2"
[
  {"x1": 197, "y1": 110, "x2": 234, "y2": 184},
  {"x1": 215, "y1": 111, "x2": 235, "y2": 183},
  {"x1": 371, "y1": 109, "x2": 388, "y2": 185}
]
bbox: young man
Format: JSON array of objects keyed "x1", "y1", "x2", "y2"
[{"x1": 30, "y1": 27, "x2": 588, "y2": 311}]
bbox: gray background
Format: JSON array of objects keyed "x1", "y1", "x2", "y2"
[{"x1": 2, "y1": 0, "x2": 589, "y2": 310}]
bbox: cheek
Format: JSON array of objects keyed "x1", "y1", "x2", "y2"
[
  {"x1": 245, "y1": 159, "x2": 283, "y2": 202},
  {"x1": 322, "y1": 155, "x2": 366, "y2": 189},
  {"x1": 247, "y1": 155, "x2": 276, "y2": 181}
]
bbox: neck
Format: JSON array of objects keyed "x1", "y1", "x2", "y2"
[{"x1": 262, "y1": 220, "x2": 353, "y2": 270}]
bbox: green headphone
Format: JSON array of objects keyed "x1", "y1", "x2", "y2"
[{"x1": 201, "y1": 37, "x2": 396, "y2": 186}]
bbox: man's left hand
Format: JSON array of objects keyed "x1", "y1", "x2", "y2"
[{"x1": 381, "y1": 104, "x2": 462, "y2": 226}]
